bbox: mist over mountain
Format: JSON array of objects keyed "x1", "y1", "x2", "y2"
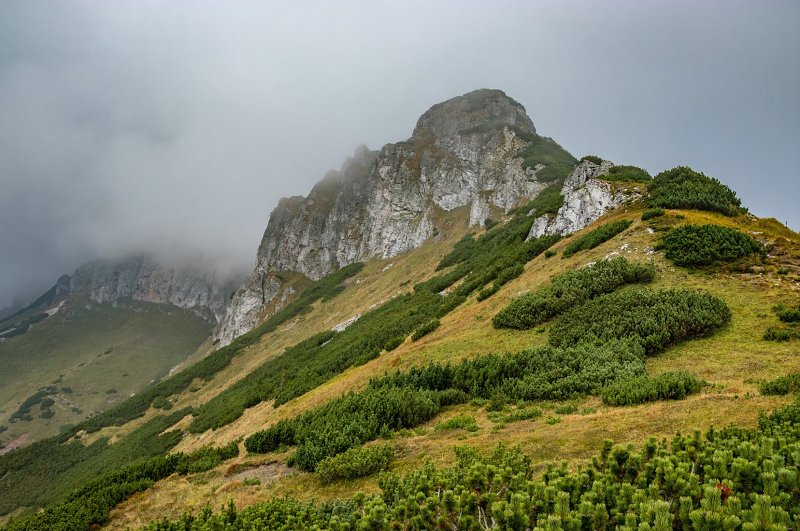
[{"x1": 2, "y1": 0, "x2": 798, "y2": 309}]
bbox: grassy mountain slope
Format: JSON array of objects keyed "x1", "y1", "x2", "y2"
[
  {"x1": 2, "y1": 161, "x2": 799, "y2": 529},
  {"x1": 100, "y1": 205, "x2": 800, "y2": 529},
  {"x1": 0, "y1": 296, "x2": 211, "y2": 452}
]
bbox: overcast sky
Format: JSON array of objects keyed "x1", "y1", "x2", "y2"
[{"x1": 1, "y1": 0, "x2": 798, "y2": 307}]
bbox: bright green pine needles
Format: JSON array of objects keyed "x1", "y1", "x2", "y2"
[
  {"x1": 315, "y1": 444, "x2": 394, "y2": 484},
  {"x1": 659, "y1": 224, "x2": 764, "y2": 266},
  {"x1": 600, "y1": 165, "x2": 652, "y2": 183},
  {"x1": 600, "y1": 371, "x2": 704, "y2": 406},
  {"x1": 647, "y1": 166, "x2": 745, "y2": 215},
  {"x1": 149, "y1": 399, "x2": 800, "y2": 530},
  {"x1": 493, "y1": 257, "x2": 655, "y2": 330},
  {"x1": 562, "y1": 219, "x2": 633, "y2": 258},
  {"x1": 548, "y1": 288, "x2": 731, "y2": 355},
  {"x1": 760, "y1": 373, "x2": 800, "y2": 395}
]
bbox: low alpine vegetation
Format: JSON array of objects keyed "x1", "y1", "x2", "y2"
[
  {"x1": 764, "y1": 328, "x2": 800, "y2": 342},
  {"x1": 760, "y1": 373, "x2": 800, "y2": 395},
  {"x1": 370, "y1": 339, "x2": 647, "y2": 402},
  {"x1": 411, "y1": 319, "x2": 440, "y2": 340},
  {"x1": 600, "y1": 371, "x2": 704, "y2": 406},
  {"x1": 647, "y1": 166, "x2": 745, "y2": 215},
  {"x1": 601, "y1": 165, "x2": 651, "y2": 183},
  {"x1": 149, "y1": 398, "x2": 800, "y2": 530},
  {"x1": 658, "y1": 224, "x2": 764, "y2": 267},
  {"x1": 549, "y1": 288, "x2": 731, "y2": 355},
  {"x1": 641, "y1": 207, "x2": 665, "y2": 220},
  {"x1": 775, "y1": 303, "x2": 800, "y2": 323},
  {"x1": 315, "y1": 444, "x2": 394, "y2": 484},
  {"x1": 562, "y1": 219, "x2": 633, "y2": 258},
  {"x1": 493, "y1": 257, "x2": 655, "y2": 330}
]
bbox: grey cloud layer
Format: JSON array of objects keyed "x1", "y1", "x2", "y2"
[{"x1": 2, "y1": 0, "x2": 798, "y2": 306}]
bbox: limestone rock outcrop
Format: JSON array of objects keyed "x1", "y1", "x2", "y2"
[
  {"x1": 66, "y1": 255, "x2": 229, "y2": 322},
  {"x1": 527, "y1": 160, "x2": 632, "y2": 239}
]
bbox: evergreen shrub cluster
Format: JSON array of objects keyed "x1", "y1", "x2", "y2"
[
  {"x1": 492, "y1": 257, "x2": 655, "y2": 330},
  {"x1": 245, "y1": 386, "x2": 456, "y2": 471},
  {"x1": 149, "y1": 398, "x2": 800, "y2": 530},
  {"x1": 562, "y1": 219, "x2": 633, "y2": 258},
  {"x1": 600, "y1": 371, "x2": 705, "y2": 406},
  {"x1": 641, "y1": 207, "x2": 665, "y2": 221},
  {"x1": 549, "y1": 288, "x2": 731, "y2": 355},
  {"x1": 601, "y1": 165, "x2": 652, "y2": 183},
  {"x1": 647, "y1": 166, "x2": 745, "y2": 215},
  {"x1": 764, "y1": 328, "x2": 800, "y2": 342},
  {"x1": 775, "y1": 304, "x2": 800, "y2": 323},
  {"x1": 580, "y1": 155, "x2": 603, "y2": 165},
  {"x1": 315, "y1": 444, "x2": 394, "y2": 484},
  {"x1": 760, "y1": 373, "x2": 800, "y2": 396},
  {"x1": 412, "y1": 319, "x2": 441, "y2": 341},
  {"x1": 659, "y1": 224, "x2": 764, "y2": 267}
]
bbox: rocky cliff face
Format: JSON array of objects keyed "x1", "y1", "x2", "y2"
[
  {"x1": 527, "y1": 159, "x2": 632, "y2": 239},
  {"x1": 66, "y1": 255, "x2": 229, "y2": 322},
  {"x1": 216, "y1": 89, "x2": 623, "y2": 345}
]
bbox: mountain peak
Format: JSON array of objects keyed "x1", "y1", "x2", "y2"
[{"x1": 413, "y1": 89, "x2": 535, "y2": 145}]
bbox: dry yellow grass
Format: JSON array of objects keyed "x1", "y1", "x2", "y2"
[{"x1": 104, "y1": 207, "x2": 800, "y2": 529}]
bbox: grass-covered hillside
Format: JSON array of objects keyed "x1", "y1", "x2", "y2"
[
  {"x1": 2, "y1": 164, "x2": 800, "y2": 530},
  {"x1": 0, "y1": 296, "x2": 211, "y2": 453}
]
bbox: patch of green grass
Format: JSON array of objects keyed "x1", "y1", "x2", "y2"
[{"x1": 435, "y1": 415, "x2": 479, "y2": 432}]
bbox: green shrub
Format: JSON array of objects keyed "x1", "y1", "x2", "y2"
[
  {"x1": 647, "y1": 166, "x2": 745, "y2": 215},
  {"x1": 411, "y1": 319, "x2": 440, "y2": 341},
  {"x1": 493, "y1": 257, "x2": 655, "y2": 330},
  {"x1": 601, "y1": 165, "x2": 652, "y2": 183},
  {"x1": 147, "y1": 412, "x2": 800, "y2": 530},
  {"x1": 549, "y1": 288, "x2": 731, "y2": 355},
  {"x1": 601, "y1": 371, "x2": 704, "y2": 405},
  {"x1": 174, "y1": 442, "x2": 239, "y2": 475},
  {"x1": 562, "y1": 219, "x2": 633, "y2": 258},
  {"x1": 245, "y1": 387, "x2": 453, "y2": 471},
  {"x1": 372, "y1": 339, "x2": 647, "y2": 402},
  {"x1": 476, "y1": 284, "x2": 499, "y2": 302},
  {"x1": 760, "y1": 373, "x2": 800, "y2": 395},
  {"x1": 580, "y1": 155, "x2": 604, "y2": 165},
  {"x1": 383, "y1": 336, "x2": 405, "y2": 351},
  {"x1": 659, "y1": 224, "x2": 764, "y2": 266},
  {"x1": 483, "y1": 218, "x2": 498, "y2": 230},
  {"x1": 544, "y1": 249, "x2": 556, "y2": 258},
  {"x1": 775, "y1": 304, "x2": 800, "y2": 323},
  {"x1": 641, "y1": 207, "x2": 665, "y2": 220},
  {"x1": 764, "y1": 328, "x2": 800, "y2": 342},
  {"x1": 315, "y1": 444, "x2": 394, "y2": 484}
]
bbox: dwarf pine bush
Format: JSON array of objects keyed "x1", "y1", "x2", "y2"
[
  {"x1": 562, "y1": 219, "x2": 633, "y2": 258},
  {"x1": 659, "y1": 224, "x2": 764, "y2": 266},
  {"x1": 493, "y1": 257, "x2": 655, "y2": 329},
  {"x1": 647, "y1": 166, "x2": 745, "y2": 215},
  {"x1": 549, "y1": 288, "x2": 731, "y2": 355}
]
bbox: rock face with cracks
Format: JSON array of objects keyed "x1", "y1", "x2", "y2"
[
  {"x1": 216, "y1": 90, "x2": 627, "y2": 345},
  {"x1": 527, "y1": 160, "x2": 632, "y2": 239},
  {"x1": 67, "y1": 255, "x2": 229, "y2": 322}
]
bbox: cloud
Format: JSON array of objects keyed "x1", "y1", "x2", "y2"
[{"x1": 1, "y1": 0, "x2": 798, "y2": 306}]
